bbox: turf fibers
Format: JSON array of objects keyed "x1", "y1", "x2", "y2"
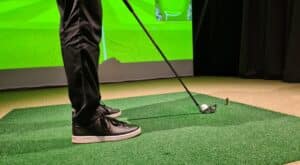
[{"x1": 0, "y1": 92, "x2": 300, "y2": 164}]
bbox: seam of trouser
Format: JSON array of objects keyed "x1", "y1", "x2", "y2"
[
  {"x1": 77, "y1": 0, "x2": 84, "y2": 49},
  {"x1": 74, "y1": 0, "x2": 88, "y2": 119}
]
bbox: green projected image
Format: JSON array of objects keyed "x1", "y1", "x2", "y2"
[
  {"x1": 0, "y1": 0, "x2": 193, "y2": 70},
  {"x1": 155, "y1": 0, "x2": 192, "y2": 21}
]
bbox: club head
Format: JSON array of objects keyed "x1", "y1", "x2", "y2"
[{"x1": 198, "y1": 104, "x2": 217, "y2": 114}]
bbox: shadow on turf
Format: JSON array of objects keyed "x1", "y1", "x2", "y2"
[
  {"x1": 0, "y1": 120, "x2": 70, "y2": 135},
  {"x1": 0, "y1": 138, "x2": 72, "y2": 156},
  {"x1": 121, "y1": 97, "x2": 284, "y2": 134},
  {"x1": 129, "y1": 113, "x2": 201, "y2": 121}
]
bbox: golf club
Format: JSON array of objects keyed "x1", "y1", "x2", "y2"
[
  {"x1": 194, "y1": 0, "x2": 209, "y2": 43},
  {"x1": 123, "y1": 0, "x2": 216, "y2": 114}
]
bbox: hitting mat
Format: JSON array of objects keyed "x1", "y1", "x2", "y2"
[{"x1": 0, "y1": 92, "x2": 300, "y2": 164}]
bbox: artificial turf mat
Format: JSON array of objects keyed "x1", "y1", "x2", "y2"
[{"x1": 0, "y1": 92, "x2": 300, "y2": 165}]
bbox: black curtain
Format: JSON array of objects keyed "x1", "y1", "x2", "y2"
[
  {"x1": 193, "y1": 0, "x2": 243, "y2": 76},
  {"x1": 193, "y1": 0, "x2": 300, "y2": 82}
]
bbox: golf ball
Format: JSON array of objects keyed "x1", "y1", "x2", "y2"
[{"x1": 200, "y1": 104, "x2": 209, "y2": 111}]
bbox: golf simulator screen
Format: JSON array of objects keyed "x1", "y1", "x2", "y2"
[{"x1": 0, "y1": 0, "x2": 193, "y2": 70}]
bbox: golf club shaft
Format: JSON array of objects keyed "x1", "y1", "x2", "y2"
[
  {"x1": 194, "y1": 0, "x2": 209, "y2": 43},
  {"x1": 123, "y1": 0, "x2": 200, "y2": 108}
]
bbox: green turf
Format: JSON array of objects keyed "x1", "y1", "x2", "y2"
[{"x1": 0, "y1": 92, "x2": 300, "y2": 165}]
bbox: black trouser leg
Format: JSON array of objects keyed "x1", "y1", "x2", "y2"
[{"x1": 56, "y1": 0, "x2": 102, "y2": 125}]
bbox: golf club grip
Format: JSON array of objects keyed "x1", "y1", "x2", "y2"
[{"x1": 123, "y1": 0, "x2": 134, "y2": 13}]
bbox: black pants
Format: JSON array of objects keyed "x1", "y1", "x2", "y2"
[{"x1": 57, "y1": 0, "x2": 102, "y2": 125}]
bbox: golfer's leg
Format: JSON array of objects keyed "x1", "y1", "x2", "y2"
[{"x1": 57, "y1": 0, "x2": 102, "y2": 126}]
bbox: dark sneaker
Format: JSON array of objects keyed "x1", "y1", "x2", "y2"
[
  {"x1": 72, "y1": 111, "x2": 141, "y2": 144},
  {"x1": 99, "y1": 104, "x2": 122, "y2": 118},
  {"x1": 72, "y1": 104, "x2": 121, "y2": 119}
]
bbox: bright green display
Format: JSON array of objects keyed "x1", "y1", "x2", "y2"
[
  {"x1": 1, "y1": 92, "x2": 300, "y2": 164},
  {"x1": 0, "y1": 0, "x2": 192, "y2": 70}
]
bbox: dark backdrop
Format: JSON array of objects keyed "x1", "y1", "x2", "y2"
[
  {"x1": 193, "y1": 0, "x2": 300, "y2": 82},
  {"x1": 193, "y1": 0, "x2": 243, "y2": 76}
]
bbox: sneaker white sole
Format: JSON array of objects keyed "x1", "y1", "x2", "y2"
[
  {"x1": 72, "y1": 127, "x2": 141, "y2": 144},
  {"x1": 105, "y1": 111, "x2": 122, "y2": 118}
]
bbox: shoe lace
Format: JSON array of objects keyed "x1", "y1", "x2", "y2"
[
  {"x1": 99, "y1": 103, "x2": 111, "y2": 114},
  {"x1": 91, "y1": 110, "x2": 104, "y2": 122},
  {"x1": 92, "y1": 107, "x2": 128, "y2": 133},
  {"x1": 109, "y1": 118, "x2": 128, "y2": 127},
  {"x1": 91, "y1": 108, "x2": 110, "y2": 133}
]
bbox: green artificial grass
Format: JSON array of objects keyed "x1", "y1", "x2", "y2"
[{"x1": 0, "y1": 92, "x2": 300, "y2": 165}]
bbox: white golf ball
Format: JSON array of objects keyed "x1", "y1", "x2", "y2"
[{"x1": 200, "y1": 104, "x2": 209, "y2": 111}]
